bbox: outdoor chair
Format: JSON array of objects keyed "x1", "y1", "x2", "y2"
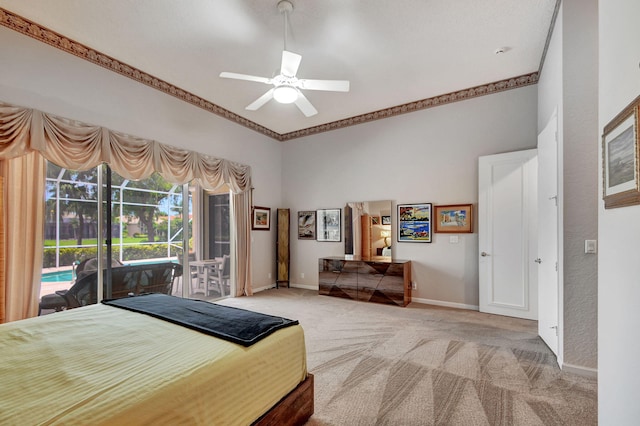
[
  {"x1": 207, "y1": 255, "x2": 230, "y2": 297},
  {"x1": 39, "y1": 262, "x2": 182, "y2": 313},
  {"x1": 38, "y1": 257, "x2": 124, "y2": 315}
]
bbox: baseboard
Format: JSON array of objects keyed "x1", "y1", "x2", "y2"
[
  {"x1": 257, "y1": 286, "x2": 480, "y2": 311},
  {"x1": 561, "y1": 362, "x2": 598, "y2": 379},
  {"x1": 290, "y1": 283, "x2": 318, "y2": 291},
  {"x1": 252, "y1": 283, "x2": 318, "y2": 293},
  {"x1": 252, "y1": 284, "x2": 277, "y2": 293},
  {"x1": 411, "y1": 297, "x2": 479, "y2": 311}
]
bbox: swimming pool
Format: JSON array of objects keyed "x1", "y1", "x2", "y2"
[
  {"x1": 41, "y1": 259, "x2": 177, "y2": 282},
  {"x1": 41, "y1": 270, "x2": 74, "y2": 282}
]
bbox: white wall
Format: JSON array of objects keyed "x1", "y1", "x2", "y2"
[
  {"x1": 282, "y1": 86, "x2": 538, "y2": 308},
  {"x1": 598, "y1": 0, "x2": 640, "y2": 423},
  {"x1": 0, "y1": 26, "x2": 283, "y2": 288}
]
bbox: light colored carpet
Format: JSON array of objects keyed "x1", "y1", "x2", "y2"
[{"x1": 219, "y1": 288, "x2": 597, "y2": 425}]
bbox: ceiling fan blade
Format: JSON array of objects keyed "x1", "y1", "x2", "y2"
[
  {"x1": 298, "y1": 79, "x2": 350, "y2": 92},
  {"x1": 220, "y1": 72, "x2": 271, "y2": 84},
  {"x1": 294, "y1": 92, "x2": 318, "y2": 117},
  {"x1": 246, "y1": 88, "x2": 275, "y2": 111},
  {"x1": 281, "y1": 50, "x2": 302, "y2": 77}
]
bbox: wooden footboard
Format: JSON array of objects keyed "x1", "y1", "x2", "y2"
[{"x1": 253, "y1": 373, "x2": 314, "y2": 426}]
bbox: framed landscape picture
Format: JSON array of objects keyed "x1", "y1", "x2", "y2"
[
  {"x1": 297, "y1": 210, "x2": 316, "y2": 240},
  {"x1": 251, "y1": 206, "x2": 270, "y2": 230},
  {"x1": 602, "y1": 94, "x2": 640, "y2": 209},
  {"x1": 397, "y1": 203, "x2": 432, "y2": 243},
  {"x1": 381, "y1": 215, "x2": 391, "y2": 225},
  {"x1": 434, "y1": 204, "x2": 474, "y2": 233},
  {"x1": 316, "y1": 208, "x2": 341, "y2": 242}
]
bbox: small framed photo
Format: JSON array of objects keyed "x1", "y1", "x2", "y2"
[
  {"x1": 371, "y1": 216, "x2": 380, "y2": 225},
  {"x1": 602, "y1": 95, "x2": 640, "y2": 209},
  {"x1": 297, "y1": 210, "x2": 316, "y2": 240},
  {"x1": 316, "y1": 208, "x2": 341, "y2": 242},
  {"x1": 434, "y1": 204, "x2": 474, "y2": 233},
  {"x1": 397, "y1": 203, "x2": 432, "y2": 243},
  {"x1": 381, "y1": 215, "x2": 391, "y2": 225},
  {"x1": 252, "y1": 206, "x2": 271, "y2": 230}
]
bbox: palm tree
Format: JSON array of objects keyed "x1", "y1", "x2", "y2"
[
  {"x1": 48, "y1": 167, "x2": 99, "y2": 245},
  {"x1": 117, "y1": 173, "x2": 173, "y2": 243}
]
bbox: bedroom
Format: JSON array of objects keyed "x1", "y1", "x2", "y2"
[{"x1": 0, "y1": 0, "x2": 638, "y2": 424}]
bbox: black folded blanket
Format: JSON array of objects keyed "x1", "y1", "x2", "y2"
[{"x1": 102, "y1": 293, "x2": 298, "y2": 347}]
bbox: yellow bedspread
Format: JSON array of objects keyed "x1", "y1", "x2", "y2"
[{"x1": 0, "y1": 303, "x2": 307, "y2": 425}]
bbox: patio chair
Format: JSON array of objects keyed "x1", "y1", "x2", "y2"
[
  {"x1": 207, "y1": 255, "x2": 230, "y2": 297},
  {"x1": 60, "y1": 262, "x2": 183, "y2": 308},
  {"x1": 40, "y1": 262, "x2": 182, "y2": 312},
  {"x1": 38, "y1": 257, "x2": 124, "y2": 315}
]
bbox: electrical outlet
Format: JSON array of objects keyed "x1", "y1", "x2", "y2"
[
  {"x1": 412, "y1": 281, "x2": 417, "y2": 290},
  {"x1": 268, "y1": 272, "x2": 272, "y2": 279},
  {"x1": 301, "y1": 272, "x2": 305, "y2": 279}
]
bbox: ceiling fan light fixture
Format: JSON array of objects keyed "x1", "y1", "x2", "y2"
[{"x1": 273, "y1": 85, "x2": 298, "y2": 104}]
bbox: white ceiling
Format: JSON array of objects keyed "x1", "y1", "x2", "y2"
[{"x1": 0, "y1": 0, "x2": 557, "y2": 137}]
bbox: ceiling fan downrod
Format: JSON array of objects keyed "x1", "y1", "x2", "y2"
[{"x1": 277, "y1": 0, "x2": 293, "y2": 53}]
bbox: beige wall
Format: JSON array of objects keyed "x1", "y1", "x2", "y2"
[
  {"x1": 282, "y1": 86, "x2": 538, "y2": 308},
  {"x1": 598, "y1": 0, "x2": 640, "y2": 423},
  {"x1": 561, "y1": 0, "x2": 599, "y2": 373},
  {"x1": 537, "y1": 0, "x2": 599, "y2": 374}
]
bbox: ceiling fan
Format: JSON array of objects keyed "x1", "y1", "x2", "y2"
[{"x1": 219, "y1": 0, "x2": 350, "y2": 117}]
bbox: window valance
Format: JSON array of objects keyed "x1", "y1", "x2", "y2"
[{"x1": 0, "y1": 102, "x2": 251, "y2": 193}]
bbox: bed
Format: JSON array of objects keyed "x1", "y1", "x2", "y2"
[{"x1": 0, "y1": 294, "x2": 313, "y2": 425}]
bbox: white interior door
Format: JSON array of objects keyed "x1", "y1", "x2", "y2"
[
  {"x1": 478, "y1": 149, "x2": 538, "y2": 320},
  {"x1": 537, "y1": 114, "x2": 559, "y2": 355}
]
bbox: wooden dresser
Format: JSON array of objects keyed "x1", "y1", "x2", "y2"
[{"x1": 318, "y1": 256, "x2": 411, "y2": 307}]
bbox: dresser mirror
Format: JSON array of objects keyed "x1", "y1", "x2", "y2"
[{"x1": 344, "y1": 200, "x2": 392, "y2": 259}]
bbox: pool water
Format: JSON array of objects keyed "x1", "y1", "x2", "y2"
[{"x1": 41, "y1": 270, "x2": 73, "y2": 282}]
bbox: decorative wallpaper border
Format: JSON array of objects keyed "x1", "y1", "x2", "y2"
[
  {"x1": 280, "y1": 72, "x2": 538, "y2": 141},
  {"x1": 0, "y1": 7, "x2": 538, "y2": 142},
  {"x1": 0, "y1": 8, "x2": 279, "y2": 140}
]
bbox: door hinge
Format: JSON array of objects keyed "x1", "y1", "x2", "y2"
[{"x1": 555, "y1": 262, "x2": 558, "y2": 272}]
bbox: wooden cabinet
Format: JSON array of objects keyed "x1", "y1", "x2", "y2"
[
  {"x1": 276, "y1": 209, "x2": 290, "y2": 287},
  {"x1": 361, "y1": 214, "x2": 372, "y2": 258},
  {"x1": 318, "y1": 256, "x2": 411, "y2": 307}
]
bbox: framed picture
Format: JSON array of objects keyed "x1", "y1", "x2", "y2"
[
  {"x1": 434, "y1": 204, "x2": 474, "y2": 233},
  {"x1": 381, "y1": 215, "x2": 391, "y2": 225},
  {"x1": 371, "y1": 216, "x2": 380, "y2": 225},
  {"x1": 251, "y1": 206, "x2": 270, "y2": 230},
  {"x1": 397, "y1": 203, "x2": 432, "y2": 243},
  {"x1": 602, "y1": 94, "x2": 640, "y2": 209},
  {"x1": 316, "y1": 208, "x2": 341, "y2": 242},
  {"x1": 297, "y1": 210, "x2": 316, "y2": 240}
]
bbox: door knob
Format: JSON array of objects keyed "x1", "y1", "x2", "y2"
[
  {"x1": 534, "y1": 258, "x2": 542, "y2": 264},
  {"x1": 481, "y1": 252, "x2": 490, "y2": 257}
]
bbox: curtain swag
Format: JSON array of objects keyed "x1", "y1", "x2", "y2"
[{"x1": 0, "y1": 102, "x2": 252, "y2": 192}]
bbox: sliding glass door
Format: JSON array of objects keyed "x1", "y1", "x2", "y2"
[{"x1": 40, "y1": 162, "x2": 197, "y2": 312}]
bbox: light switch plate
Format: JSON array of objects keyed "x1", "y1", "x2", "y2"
[
  {"x1": 449, "y1": 235, "x2": 459, "y2": 243},
  {"x1": 585, "y1": 239, "x2": 597, "y2": 254}
]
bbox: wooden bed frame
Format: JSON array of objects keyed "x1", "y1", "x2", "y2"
[{"x1": 254, "y1": 373, "x2": 314, "y2": 426}]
